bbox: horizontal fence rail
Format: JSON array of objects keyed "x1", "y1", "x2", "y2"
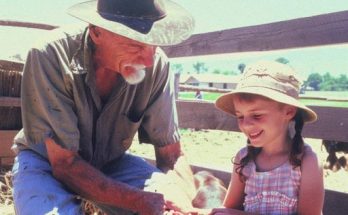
[
  {"x1": 0, "y1": 59, "x2": 24, "y2": 71},
  {"x1": 2, "y1": 10, "x2": 348, "y2": 58},
  {"x1": 1, "y1": 98, "x2": 347, "y2": 142},
  {"x1": 163, "y1": 10, "x2": 348, "y2": 57},
  {"x1": 0, "y1": 20, "x2": 58, "y2": 30},
  {"x1": 176, "y1": 100, "x2": 348, "y2": 142}
]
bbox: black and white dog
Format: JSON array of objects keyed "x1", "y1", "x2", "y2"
[{"x1": 322, "y1": 140, "x2": 348, "y2": 171}]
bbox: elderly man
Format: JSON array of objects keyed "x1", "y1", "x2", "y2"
[{"x1": 11, "y1": 0, "x2": 196, "y2": 214}]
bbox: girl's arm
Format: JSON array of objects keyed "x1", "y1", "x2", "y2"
[
  {"x1": 297, "y1": 147, "x2": 324, "y2": 215},
  {"x1": 223, "y1": 151, "x2": 246, "y2": 210}
]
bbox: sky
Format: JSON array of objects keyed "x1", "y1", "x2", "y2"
[{"x1": 1, "y1": 0, "x2": 348, "y2": 78}]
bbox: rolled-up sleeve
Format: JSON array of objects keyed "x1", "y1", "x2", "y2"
[{"x1": 20, "y1": 45, "x2": 80, "y2": 158}]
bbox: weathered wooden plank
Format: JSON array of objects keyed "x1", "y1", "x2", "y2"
[
  {"x1": 0, "y1": 130, "x2": 17, "y2": 157},
  {"x1": 177, "y1": 100, "x2": 239, "y2": 131},
  {"x1": 0, "y1": 59, "x2": 24, "y2": 71},
  {"x1": 163, "y1": 10, "x2": 348, "y2": 58},
  {"x1": 324, "y1": 190, "x2": 348, "y2": 215},
  {"x1": 0, "y1": 20, "x2": 58, "y2": 30},
  {"x1": 304, "y1": 106, "x2": 348, "y2": 142},
  {"x1": 2, "y1": 11, "x2": 348, "y2": 59},
  {"x1": 0, "y1": 130, "x2": 17, "y2": 166},
  {"x1": 176, "y1": 100, "x2": 348, "y2": 142},
  {"x1": 1, "y1": 98, "x2": 347, "y2": 142},
  {"x1": 0, "y1": 97, "x2": 21, "y2": 107}
]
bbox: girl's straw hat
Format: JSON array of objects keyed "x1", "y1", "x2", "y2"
[{"x1": 215, "y1": 61, "x2": 317, "y2": 123}]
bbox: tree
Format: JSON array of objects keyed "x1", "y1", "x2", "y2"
[
  {"x1": 319, "y1": 72, "x2": 335, "y2": 90},
  {"x1": 306, "y1": 73, "x2": 322, "y2": 91},
  {"x1": 275, "y1": 57, "x2": 289, "y2": 64},
  {"x1": 11, "y1": 53, "x2": 24, "y2": 61},
  {"x1": 192, "y1": 62, "x2": 207, "y2": 74},
  {"x1": 171, "y1": 63, "x2": 183, "y2": 74},
  {"x1": 213, "y1": 69, "x2": 221, "y2": 74},
  {"x1": 320, "y1": 73, "x2": 348, "y2": 91},
  {"x1": 337, "y1": 74, "x2": 348, "y2": 91},
  {"x1": 238, "y1": 63, "x2": 246, "y2": 74}
]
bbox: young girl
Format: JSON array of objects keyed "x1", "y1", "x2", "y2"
[{"x1": 212, "y1": 60, "x2": 324, "y2": 215}]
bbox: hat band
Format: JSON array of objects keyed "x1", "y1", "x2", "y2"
[
  {"x1": 98, "y1": 12, "x2": 166, "y2": 34},
  {"x1": 237, "y1": 77, "x2": 299, "y2": 99}
]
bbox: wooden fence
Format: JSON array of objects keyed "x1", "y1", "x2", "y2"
[{"x1": 1, "y1": 9, "x2": 348, "y2": 215}]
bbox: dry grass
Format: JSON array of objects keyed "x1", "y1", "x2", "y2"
[
  {"x1": 1, "y1": 129, "x2": 347, "y2": 214},
  {"x1": 0, "y1": 167, "x2": 13, "y2": 215}
]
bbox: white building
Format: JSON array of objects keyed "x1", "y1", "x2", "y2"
[{"x1": 179, "y1": 74, "x2": 241, "y2": 89}]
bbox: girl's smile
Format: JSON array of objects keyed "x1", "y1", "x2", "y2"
[
  {"x1": 248, "y1": 130, "x2": 263, "y2": 143},
  {"x1": 234, "y1": 95, "x2": 295, "y2": 152}
]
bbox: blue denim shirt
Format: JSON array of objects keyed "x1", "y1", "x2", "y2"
[{"x1": 13, "y1": 25, "x2": 180, "y2": 168}]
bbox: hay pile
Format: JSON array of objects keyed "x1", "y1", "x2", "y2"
[{"x1": 0, "y1": 167, "x2": 13, "y2": 211}]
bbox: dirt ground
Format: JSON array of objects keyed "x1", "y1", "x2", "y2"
[
  {"x1": 1, "y1": 129, "x2": 347, "y2": 214},
  {"x1": 130, "y1": 129, "x2": 348, "y2": 193}
]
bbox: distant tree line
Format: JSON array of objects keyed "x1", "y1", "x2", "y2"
[
  {"x1": 304, "y1": 72, "x2": 348, "y2": 91},
  {"x1": 171, "y1": 58, "x2": 348, "y2": 91}
]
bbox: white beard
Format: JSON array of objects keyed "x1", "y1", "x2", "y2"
[{"x1": 122, "y1": 64, "x2": 146, "y2": 85}]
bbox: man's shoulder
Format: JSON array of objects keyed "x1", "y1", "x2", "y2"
[
  {"x1": 55, "y1": 24, "x2": 87, "y2": 38},
  {"x1": 31, "y1": 24, "x2": 87, "y2": 51}
]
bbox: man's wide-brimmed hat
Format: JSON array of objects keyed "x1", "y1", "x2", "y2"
[
  {"x1": 67, "y1": 0, "x2": 194, "y2": 46},
  {"x1": 215, "y1": 61, "x2": 317, "y2": 123}
]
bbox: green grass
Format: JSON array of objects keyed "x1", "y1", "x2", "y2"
[
  {"x1": 300, "y1": 99, "x2": 348, "y2": 108},
  {"x1": 179, "y1": 92, "x2": 221, "y2": 101},
  {"x1": 179, "y1": 91, "x2": 348, "y2": 108}
]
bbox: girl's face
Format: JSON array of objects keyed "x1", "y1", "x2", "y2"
[{"x1": 234, "y1": 95, "x2": 296, "y2": 150}]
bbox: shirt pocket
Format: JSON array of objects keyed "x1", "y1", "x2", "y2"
[
  {"x1": 244, "y1": 191, "x2": 298, "y2": 214},
  {"x1": 120, "y1": 114, "x2": 144, "y2": 150}
]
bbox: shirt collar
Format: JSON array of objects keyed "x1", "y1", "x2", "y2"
[{"x1": 69, "y1": 27, "x2": 93, "y2": 75}]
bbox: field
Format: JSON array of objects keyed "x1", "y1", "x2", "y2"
[{"x1": 1, "y1": 129, "x2": 347, "y2": 214}]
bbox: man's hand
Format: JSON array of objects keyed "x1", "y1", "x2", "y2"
[
  {"x1": 135, "y1": 191, "x2": 166, "y2": 215},
  {"x1": 154, "y1": 142, "x2": 197, "y2": 213},
  {"x1": 162, "y1": 169, "x2": 196, "y2": 212}
]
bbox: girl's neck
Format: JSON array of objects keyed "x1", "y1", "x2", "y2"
[
  {"x1": 261, "y1": 144, "x2": 289, "y2": 157},
  {"x1": 261, "y1": 134, "x2": 291, "y2": 156},
  {"x1": 255, "y1": 137, "x2": 292, "y2": 171}
]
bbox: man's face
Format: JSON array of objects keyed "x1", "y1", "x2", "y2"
[{"x1": 94, "y1": 27, "x2": 156, "y2": 84}]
